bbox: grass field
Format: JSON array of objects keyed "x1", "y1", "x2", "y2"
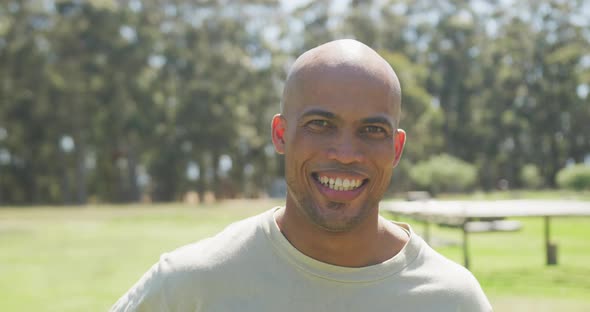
[{"x1": 0, "y1": 197, "x2": 589, "y2": 311}]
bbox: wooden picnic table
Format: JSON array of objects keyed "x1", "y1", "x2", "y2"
[{"x1": 380, "y1": 200, "x2": 590, "y2": 269}]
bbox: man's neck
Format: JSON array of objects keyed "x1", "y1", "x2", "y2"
[{"x1": 274, "y1": 206, "x2": 408, "y2": 268}]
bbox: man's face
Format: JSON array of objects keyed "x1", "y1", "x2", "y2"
[{"x1": 272, "y1": 66, "x2": 405, "y2": 232}]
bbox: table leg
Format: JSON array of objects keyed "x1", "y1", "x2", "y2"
[
  {"x1": 545, "y1": 216, "x2": 557, "y2": 265},
  {"x1": 462, "y1": 224, "x2": 470, "y2": 269}
]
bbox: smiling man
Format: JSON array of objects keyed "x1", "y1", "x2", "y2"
[
  {"x1": 271, "y1": 40, "x2": 409, "y2": 268},
  {"x1": 111, "y1": 40, "x2": 492, "y2": 312}
]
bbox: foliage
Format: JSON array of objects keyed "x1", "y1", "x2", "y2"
[
  {"x1": 520, "y1": 164, "x2": 543, "y2": 189},
  {"x1": 556, "y1": 164, "x2": 590, "y2": 191},
  {"x1": 409, "y1": 154, "x2": 477, "y2": 194},
  {"x1": 1, "y1": 0, "x2": 589, "y2": 204},
  {"x1": 0, "y1": 0, "x2": 281, "y2": 204}
]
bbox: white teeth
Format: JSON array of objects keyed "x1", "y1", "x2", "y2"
[{"x1": 317, "y1": 175, "x2": 363, "y2": 191}]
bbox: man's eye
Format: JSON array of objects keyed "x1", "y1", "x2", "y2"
[
  {"x1": 307, "y1": 120, "x2": 330, "y2": 128},
  {"x1": 361, "y1": 125, "x2": 389, "y2": 138},
  {"x1": 363, "y1": 126, "x2": 385, "y2": 133}
]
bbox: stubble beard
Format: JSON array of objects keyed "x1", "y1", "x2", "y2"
[{"x1": 285, "y1": 178, "x2": 376, "y2": 233}]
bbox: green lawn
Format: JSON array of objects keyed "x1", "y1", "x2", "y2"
[
  {"x1": 403, "y1": 216, "x2": 590, "y2": 311},
  {"x1": 0, "y1": 198, "x2": 589, "y2": 311}
]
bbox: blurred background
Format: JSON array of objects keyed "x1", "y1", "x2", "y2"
[{"x1": 1, "y1": 0, "x2": 589, "y2": 206}]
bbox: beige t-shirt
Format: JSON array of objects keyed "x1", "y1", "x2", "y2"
[{"x1": 111, "y1": 207, "x2": 492, "y2": 312}]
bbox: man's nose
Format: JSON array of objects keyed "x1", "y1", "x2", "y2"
[{"x1": 326, "y1": 132, "x2": 364, "y2": 164}]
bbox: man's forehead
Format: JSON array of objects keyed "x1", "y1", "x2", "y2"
[
  {"x1": 287, "y1": 59, "x2": 397, "y2": 100},
  {"x1": 287, "y1": 66, "x2": 399, "y2": 110}
]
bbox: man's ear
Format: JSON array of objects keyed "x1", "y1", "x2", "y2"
[
  {"x1": 392, "y1": 129, "x2": 406, "y2": 168},
  {"x1": 271, "y1": 114, "x2": 286, "y2": 154}
]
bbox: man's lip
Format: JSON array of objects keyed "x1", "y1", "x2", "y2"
[{"x1": 311, "y1": 169, "x2": 369, "y2": 180}]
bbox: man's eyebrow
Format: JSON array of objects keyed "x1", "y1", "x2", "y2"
[
  {"x1": 361, "y1": 116, "x2": 395, "y2": 129},
  {"x1": 300, "y1": 109, "x2": 336, "y2": 119}
]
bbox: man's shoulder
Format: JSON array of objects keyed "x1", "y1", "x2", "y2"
[
  {"x1": 109, "y1": 209, "x2": 277, "y2": 312},
  {"x1": 414, "y1": 240, "x2": 480, "y2": 284},
  {"x1": 162, "y1": 209, "x2": 271, "y2": 271},
  {"x1": 405, "y1": 237, "x2": 491, "y2": 310},
  {"x1": 144, "y1": 209, "x2": 272, "y2": 296}
]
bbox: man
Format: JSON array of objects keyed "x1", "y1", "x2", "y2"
[{"x1": 111, "y1": 39, "x2": 492, "y2": 311}]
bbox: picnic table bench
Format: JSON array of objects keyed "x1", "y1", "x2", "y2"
[{"x1": 381, "y1": 199, "x2": 590, "y2": 269}]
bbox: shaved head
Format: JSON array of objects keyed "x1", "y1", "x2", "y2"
[{"x1": 282, "y1": 39, "x2": 402, "y2": 126}]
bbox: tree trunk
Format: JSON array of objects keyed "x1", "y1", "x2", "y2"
[
  {"x1": 212, "y1": 150, "x2": 222, "y2": 201},
  {"x1": 126, "y1": 144, "x2": 140, "y2": 202},
  {"x1": 75, "y1": 142, "x2": 87, "y2": 205},
  {"x1": 197, "y1": 154, "x2": 206, "y2": 203}
]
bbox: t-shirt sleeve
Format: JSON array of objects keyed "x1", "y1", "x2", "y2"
[
  {"x1": 458, "y1": 270, "x2": 493, "y2": 312},
  {"x1": 109, "y1": 258, "x2": 171, "y2": 312}
]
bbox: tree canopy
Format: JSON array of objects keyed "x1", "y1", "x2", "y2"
[{"x1": 1, "y1": 0, "x2": 589, "y2": 204}]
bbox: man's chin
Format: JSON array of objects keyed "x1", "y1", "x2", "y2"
[{"x1": 305, "y1": 202, "x2": 367, "y2": 232}]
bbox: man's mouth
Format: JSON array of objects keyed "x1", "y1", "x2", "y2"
[{"x1": 312, "y1": 173, "x2": 367, "y2": 191}]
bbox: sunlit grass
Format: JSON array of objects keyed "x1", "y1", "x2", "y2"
[
  {"x1": 0, "y1": 200, "x2": 279, "y2": 312},
  {"x1": 0, "y1": 197, "x2": 589, "y2": 311}
]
